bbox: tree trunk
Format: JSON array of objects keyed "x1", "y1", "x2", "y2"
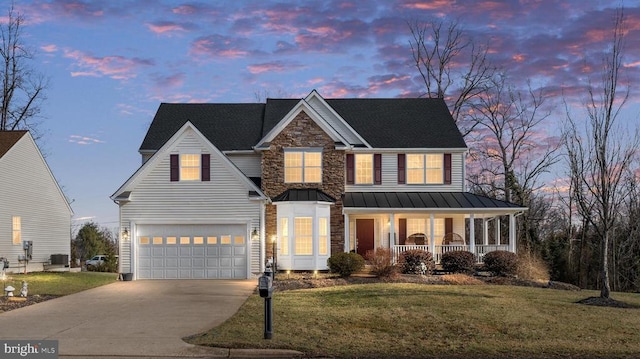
[{"x1": 601, "y1": 233, "x2": 611, "y2": 298}]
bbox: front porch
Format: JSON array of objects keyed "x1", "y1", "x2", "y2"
[
  {"x1": 343, "y1": 192, "x2": 527, "y2": 266},
  {"x1": 392, "y1": 244, "x2": 509, "y2": 264}
]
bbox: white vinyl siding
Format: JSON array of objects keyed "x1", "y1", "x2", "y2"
[
  {"x1": 227, "y1": 153, "x2": 262, "y2": 177},
  {"x1": 0, "y1": 133, "x2": 72, "y2": 268},
  {"x1": 345, "y1": 152, "x2": 465, "y2": 192},
  {"x1": 118, "y1": 128, "x2": 261, "y2": 277}
]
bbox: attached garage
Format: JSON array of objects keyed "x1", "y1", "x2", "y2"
[{"x1": 135, "y1": 224, "x2": 248, "y2": 279}]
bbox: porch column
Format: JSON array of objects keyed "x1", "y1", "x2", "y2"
[
  {"x1": 389, "y1": 213, "x2": 396, "y2": 248},
  {"x1": 344, "y1": 213, "x2": 350, "y2": 252},
  {"x1": 483, "y1": 217, "x2": 489, "y2": 245},
  {"x1": 429, "y1": 213, "x2": 435, "y2": 254},
  {"x1": 509, "y1": 213, "x2": 517, "y2": 253},
  {"x1": 469, "y1": 214, "x2": 475, "y2": 253},
  {"x1": 495, "y1": 217, "x2": 501, "y2": 245}
]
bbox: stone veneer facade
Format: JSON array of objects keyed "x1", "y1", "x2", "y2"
[{"x1": 261, "y1": 110, "x2": 345, "y2": 260}]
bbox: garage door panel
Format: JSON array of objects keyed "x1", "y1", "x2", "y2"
[
  {"x1": 165, "y1": 258, "x2": 178, "y2": 267},
  {"x1": 152, "y1": 247, "x2": 164, "y2": 256},
  {"x1": 137, "y1": 224, "x2": 247, "y2": 279},
  {"x1": 233, "y1": 257, "x2": 246, "y2": 266},
  {"x1": 180, "y1": 258, "x2": 192, "y2": 267},
  {"x1": 220, "y1": 258, "x2": 232, "y2": 267},
  {"x1": 193, "y1": 258, "x2": 205, "y2": 267},
  {"x1": 164, "y1": 269, "x2": 178, "y2": 279},
  {"x1": 166, "y1": 247, "x2": 178, "y2": 256},
  {"x1": 193, "y1": 247, "x2": 205, "y2": 256}
]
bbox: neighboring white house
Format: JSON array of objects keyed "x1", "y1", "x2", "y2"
[
  {"x1": 112, "y1": 90, "x2": 527, "y2": 280},
  {"x1": 0, "y1": 131, "x2": 73, "y2": 272}
]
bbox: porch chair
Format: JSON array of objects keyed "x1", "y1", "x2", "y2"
[{"x1": 442, "y1": 232, "x2": 465, "y2": 245}]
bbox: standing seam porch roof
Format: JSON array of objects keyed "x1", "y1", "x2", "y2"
[{"x1": 343, "y1": 192, "x2": 525, "y2": 210}]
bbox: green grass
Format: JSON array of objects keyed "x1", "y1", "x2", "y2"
[
  {"x1": 1, "y1": 271, "x2": 117, "y2": 296},
  {"x1": 186, "y1": 284, "x2": 640, "y2": 358}
]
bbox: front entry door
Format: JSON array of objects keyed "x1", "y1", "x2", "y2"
[{"x1": 356, "y1": 219, "x2": 375, "y2": 257}]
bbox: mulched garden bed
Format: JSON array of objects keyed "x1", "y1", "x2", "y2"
[{"x1": 0, "y1": 294, "x2": 59, "y2": 313}]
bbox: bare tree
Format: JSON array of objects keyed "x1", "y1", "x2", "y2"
[
  {"x1": 0, "y1": 4, "x2": 47, "y2": 134},
  {"x1": 563, "y1": 9, "x2": 637, "y2": 299},
  {"x1": 468, "y1": 73, "x2": 560, "y2": 205},
  {"x1": 409, "y1": 18, "x2": 496, "y2": 137}
]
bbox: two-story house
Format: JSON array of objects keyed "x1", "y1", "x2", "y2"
[{"x1": 111, "y1": 90, "x2": 525, "y2": 280}]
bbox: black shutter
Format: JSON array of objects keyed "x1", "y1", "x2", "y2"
[
  {"x1": 397, "y1": 154, "x2": 405, "y2": 184},
  {"x1": 346, "y1": 154, "x2": 354, "y2": 185},
  {"x1": 374, "y1": 154, "x2": 382, "y2": 185},
  {"x1": 170, "y1": 154, "x2": 179, "y2": 182},
  {"x1": 444, "y1": 153, "x2": 452, "y2": 184},
  {"x1": 399, "y1": 218, "x2": 407, "y2": 245},
  {"x1": 201, "y1": 154, "x2": 210, "y2": 181},
  {"x1": 445, "y1": 218, "x2": 453, "y2": 235}
]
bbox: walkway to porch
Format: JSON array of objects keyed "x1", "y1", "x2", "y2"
[{"x1": 391, "y1": 244, "x2": 509, "y2": 264}]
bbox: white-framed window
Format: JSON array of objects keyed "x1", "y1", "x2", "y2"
[
  {"x1": 407, "y1": 218, "x2": 425, "y2": 237},
  {"x1": 428, "y1": 218, "x2": 445, "y2": 238},
  {"x1": 284, "y1": 150, "x2": 322, "y2": 183},
  {"x1": 294, "y1": 217, "x2": 313, "y2": 255},
  {"x1": 12, "y1": 216, "x2": 21, "y2": 245},
  {"x1": 318, "y1": 218, "x2": 328, "y2": 255},
  {"x1": 407, "y1": 154, "x2": 443, "y2": 184},
  {"x1": 280, "y1": 218, "x2": 289, "y2": 255},
  {"x1": 180, "y1": 154, "x2": 200, "y2": 181},
  {"x1": 355, "y1": 154, "x2": 373, "y2": 184}
]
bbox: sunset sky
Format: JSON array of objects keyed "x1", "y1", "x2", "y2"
[{"x1": 8, "y1": 0, "x2": 640, "y2": 232}]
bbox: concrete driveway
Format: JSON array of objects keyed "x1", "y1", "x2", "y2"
[{"x1": 0, "y1": 279, "x2": 259, "y2": 358}]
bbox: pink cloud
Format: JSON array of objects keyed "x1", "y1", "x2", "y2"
[
  {"x1": 64, "y1": 49, "x2": 154, "y2": 80},
  {"x1": 190, "y1": 34, "x2": 258, "y2": 58},
  {"x1": 247, "y1": 61, "x2": 305, "y2": 74},
  {"x1": 146, "y1": 21, "x2": 197, "y2": 35},
  {"x1": 41, "y1": 44, "x2": 58, "y2": 53}
]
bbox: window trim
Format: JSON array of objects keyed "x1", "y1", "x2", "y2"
[
  {"x1": 12, "y1": 216, "x2": 21, "y2": 245},
  {"x1": 284, "y1": 148, "x2": 323, "y2": 184},
  {"x1": 405, "y1": 153, "x2": 444, "y2": 185}
]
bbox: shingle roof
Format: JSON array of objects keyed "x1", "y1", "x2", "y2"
[
  {"x1": 326, "y1": 98, "x2": 466, "y2": 148},
  {"x1": 0, "y1": 131, "x2": 27, "y2": 158},
  {"x1": 272, "y1": 189, "x2": 336, "y2": 203},
  {"x1": 343, "y1": 192, "x2": 524, "y2": 210},
  {"x1": 140, "y1": 103, "x2": 266, "y2": 152},
  {"x1": 139, "y1": 97, "x2": 466, "y2": 152}
]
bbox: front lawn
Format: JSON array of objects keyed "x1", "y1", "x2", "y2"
[
  {"x1": 1, "y1": 271, "x2": 117, "y2": 296},
  {"x1": 186, "y1": 283, "x2": 640, "y2": 358}
]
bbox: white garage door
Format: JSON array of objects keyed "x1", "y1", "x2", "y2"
[{"x1": 136, "y1": 224, "x2": 247, "y2": 279}]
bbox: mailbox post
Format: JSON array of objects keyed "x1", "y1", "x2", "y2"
[{"x1": 258, "y1": 270, "x2": 274, "y2": 339}]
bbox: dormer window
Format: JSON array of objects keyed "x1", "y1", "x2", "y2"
[{"x1": 284, "y1": 149, "x2": 322, "y2": 183}]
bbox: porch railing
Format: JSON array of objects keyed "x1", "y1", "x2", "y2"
[{"x1": 391, "y1": 244, "x2": 510, "y2": 264}]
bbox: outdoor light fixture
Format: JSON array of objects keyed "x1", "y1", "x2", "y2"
[
  {"x1": 122, "y1": 228, "x2": 130, "y2": 241},
  {"x1": 251, "y1": 227, "x2": 259, "y2": 241}
]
